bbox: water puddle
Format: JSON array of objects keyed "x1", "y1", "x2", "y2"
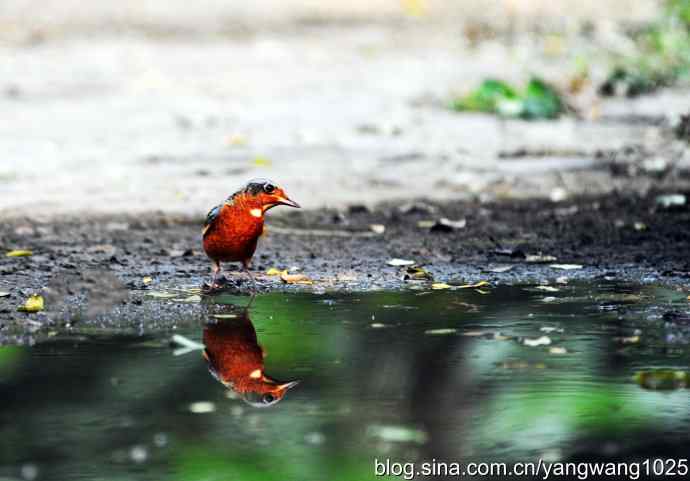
[{"x1": 2, "y1": 282, "x2": 690, "y2": 480}]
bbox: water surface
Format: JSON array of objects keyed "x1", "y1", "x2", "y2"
[{"x1": 1, "y1": 283, "x2": 690, "y2": 480}]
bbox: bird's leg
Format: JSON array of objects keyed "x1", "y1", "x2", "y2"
[
  {"x1": 211, "y1": 260, "x2": 221, "y2": 288},
  {"x1": 241, "y1": 260, "x2": 257, "y2": 292}
]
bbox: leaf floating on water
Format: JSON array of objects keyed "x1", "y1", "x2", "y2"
[
  {"x1": 522, "y1": 336, "x2": 552, "y2": 347},
  {"x1": 535, "y1": 285, "x2": 559, "y2": 292},
  {"x1": 17, "y1": 294, "x2": 44, "y2": 313},
  {"x1": 367, "y1": 425, "x2": 428, "y2": 444},
  {"x1": 656, "y1": 194, "x2": 686, "y2": 209},
  {"x1": 456, "y1": 280, "x2": 490, "y2": 289},
  {"x1": 424, "y1": 328, "x2": 457, "y2": 335},
  {"x1": 431, "y1": 283, "x2": 451, "y2": 290},
  {"x1": 6, "y1": 249, "x2": 32, "y2": 257},
  {"x1": 525, "y1": 254, "x2": 557, "y2": 263},
  {"x1": 146, "y1": 291, "x2": 177, "y2": 299},
  {"x1": 188, "y1": 401, "x2": 216, "y2": 414},
  {"x1": 635, "y1": 370, "x2": 689, "y2": 390},
  {"x1": 369, "y1": 224, "x2": 386, "y2": 234},
  {"x1": 549, "y1": 264, "x2": 583, "y2": 270},
  {"x1": 175, "y1": 295, "x2": 202, "y2": 303},
  {"x1": 487, "y1": 264, "x2": 514, "y2": 273},
  {"x1": 266, "y1": 268, "x2": 286, "y2": 276},
  {"x1": 387, "y1": 258, "x2": 415, "y2": 267},
  {"x1": 280, "y1": 272, "x2": 313, "y2": 285}
]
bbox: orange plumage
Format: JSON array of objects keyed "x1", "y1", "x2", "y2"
[{"x1": 202, "y1": 179, "x2": 300, "y2": 289}]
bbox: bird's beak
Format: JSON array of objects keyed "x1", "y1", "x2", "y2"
[
  {"x1": 278, "y1": 380, "x2": 300, "y2": 390},
  {"x1": 276, "y1": 196, "x2": 301, "y2": 208}
]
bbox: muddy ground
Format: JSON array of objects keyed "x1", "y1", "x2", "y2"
[{"x1": 1, "y1": 189, "x2": 690, "y2": 341}]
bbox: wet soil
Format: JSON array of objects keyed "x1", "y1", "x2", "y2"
[{"x1": 1, "y1": 190, "x2": 690, "y2": 340}]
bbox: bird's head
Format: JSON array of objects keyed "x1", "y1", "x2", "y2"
[
  {"x1": 234, "y1": 179, "x2": 300, "y2": 212},
  {"x1": 240, "y1": 377, "x2": 300, "y2": 408}
]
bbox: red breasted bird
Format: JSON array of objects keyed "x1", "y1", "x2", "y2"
[
  {"x1": 203, "y1": 309, "x2": 299, "y2": 407},
  {"x1": 202, "y1": 179, "x2": 300, "y2": 290}
]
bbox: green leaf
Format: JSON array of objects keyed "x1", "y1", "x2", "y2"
[
  {"x1": 452, "y1": 79, "x2": 519, "y2": 113},
  {"x1": 521, "y1": 78, "x2": 565, "y2": 119}
]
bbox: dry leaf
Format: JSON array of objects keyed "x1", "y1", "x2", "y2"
[
  {"x1": 252, "y1": 156, "x2": 271, "y2": 167},
  {"x1": 146, "y1": 291, "x2": 177, "y2": 299},
  {"x1": 549, "y1": 264, "x2": 583, "y2": 270},
  {"x1": 17, "y1": 294, "x2": 44, "y2": 313},
  {"x1": 525, "y1": 254, "x2": 557, "y2": 263},
  {"x1": 523, "y1": 336, "x2": 552, "y2": 347},
  {"x1": 280, "y1": 272, "x2": 313, "y2": 285},
  {"x1": 174, "y1": 295, "x2": 202, "y2": 303},
  {"x1": 6, "y1": 250, "x2": 32, "y2": 257},
  {"x1": 387, "y1": 258, "x2": 415, "y2": 267},
  {"x1": 425, "y1": 328, "x2": 457, "y2": 335},
  {"x1": 457, "y1": 280, "x2": 490, "y2": 289},
  {"x1": 487, "y1": 265, "x2": 514, "y2": 273},
  {"x1": 549, "y1": 347, "x2": 568, "y2": 355},
  {"x1": 369, "y1": 224, "x2": 386, "y2": 234},
  {"x1": 616, "y1": 335, "x2": 640, "y2": 344}
]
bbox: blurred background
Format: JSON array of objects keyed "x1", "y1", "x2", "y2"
[{"x1": 1, "y1": 0, "x2": 689, "y2": 219}]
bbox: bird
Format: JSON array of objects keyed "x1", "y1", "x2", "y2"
[
  {"x1": 202, "y1": 179, "x2": 300, "y2": 290},
  {"x1": 203, "y1": 308, "x2": 299, "y2": 407}
]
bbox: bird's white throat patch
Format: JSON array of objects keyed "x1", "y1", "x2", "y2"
[{"x1": 249, "y1": 208, "x2": 263, "y2": 218}]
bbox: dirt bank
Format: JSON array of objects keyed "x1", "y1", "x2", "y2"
[{"x1": 1, "y1": 191, "x2": 690, "y2": 341}]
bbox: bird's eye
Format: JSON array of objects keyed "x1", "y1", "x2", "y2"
[
  {"x1": 263, "y1": 183, "x2": 275, "y2": 194},
  {"x1": 262, "y1": 393, "x2": 275, "y2": 404}
]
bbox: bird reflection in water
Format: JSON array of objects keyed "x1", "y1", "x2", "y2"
[{"x1": 202, "y1": 307, "x2": 299, "y2": 407}]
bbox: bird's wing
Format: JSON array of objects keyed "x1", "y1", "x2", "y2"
[{"x1": 202, "y1": 204, "x2": 222, "y2": 237}]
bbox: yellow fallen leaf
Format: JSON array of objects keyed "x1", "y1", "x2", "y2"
[
  {"x1": 6, "y1": 250, "x2": 32, "y2": 257},
  {"x1": 266, "y1": 268, "x2": 286, "y2": 276},
  {"x1": 401, "y1": 0, "x2": 427, "y2": 17},
  {"x1": 280, "y1": 272, "x2": 313, "y2": 285},
  {"x1": 17, "y1": 294, "x2": 44, "y2": 313},
  {"x1": 226, "y1": 133, "x2": 248, "y2": 146},
  {"x1": 431, "y1": 283, "x2": 451, "y2": 290},
  {"x1": 252, "y1": 156, "x2": 271, "y2": 167},
  {"x1": 457, "y1": 280, "x2": 490, "y2": 289}
]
